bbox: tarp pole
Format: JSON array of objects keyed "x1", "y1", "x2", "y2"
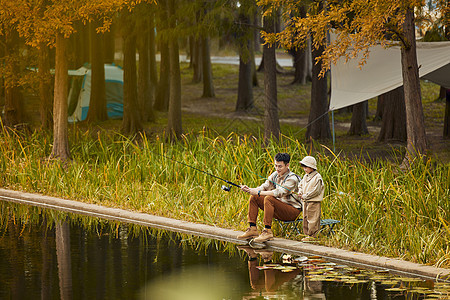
[{"x1": 332, "y1": 110, "x2": 335, "y2": 153}]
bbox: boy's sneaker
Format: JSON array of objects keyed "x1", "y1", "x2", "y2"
[
  {"x1": 253, "y1": 229, "x2": 274, "y2": 243},
  {"x1": 237, "y1": 226, "x2": 259, "y2": 240}
]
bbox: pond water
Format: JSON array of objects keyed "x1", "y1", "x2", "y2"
[{"x1": 0, "y1": 201, "x2": 449, "y2": 300}]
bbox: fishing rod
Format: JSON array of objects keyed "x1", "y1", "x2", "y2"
[
  {"x1": 152, "y1": 150, "x2": 241, "y2": 192},
  {"x1": 150, "y1": 148, "x2": 299, "y2": 197}
]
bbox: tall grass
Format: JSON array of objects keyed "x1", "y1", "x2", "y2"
[{"x1": 0, "y1": 126, "x2": 448, "y2": 268}]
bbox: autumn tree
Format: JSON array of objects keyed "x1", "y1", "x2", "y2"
[
  {"x1": 260, "y1": 0, "x2": 445, "y2": 165},
  {"x1": 4, "y1": 0, "x2": 152, "y2": 160}
]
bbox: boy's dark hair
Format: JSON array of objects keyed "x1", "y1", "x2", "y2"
[{"x1": 274, "y1": 152, "x2": 290, "y2": 164}]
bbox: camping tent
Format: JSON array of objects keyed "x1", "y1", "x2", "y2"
[
  {"x1": 329, "y1": 40, "x2": 450, "y2": 111},
  {"x1": 68, "y1": 64, "x2": 124, "y2": 122}
]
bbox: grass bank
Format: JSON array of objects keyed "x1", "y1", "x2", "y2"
[{"x1": 0, "y1": 126, "x2": 448, "y2": 269}]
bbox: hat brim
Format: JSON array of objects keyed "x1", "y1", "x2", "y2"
[{"x1": 300, "y1": 162, "x2": 316, "y2": 169}]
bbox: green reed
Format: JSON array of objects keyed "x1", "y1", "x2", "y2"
[{"x1": 0, "y1": 126, "x2": 448, "y2": 268}]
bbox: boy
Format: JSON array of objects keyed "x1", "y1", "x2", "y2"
[{"x1": 298, "y1": 156, "x2": 324, "y2": 242}]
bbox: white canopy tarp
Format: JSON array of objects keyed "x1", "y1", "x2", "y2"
[{"x1": 329, "y1": 41, "x2": 450, "y2": 111}]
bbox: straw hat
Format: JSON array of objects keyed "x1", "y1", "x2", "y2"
[{"x1": 300, "y1": 156, "x2": 317, "y2": 170}]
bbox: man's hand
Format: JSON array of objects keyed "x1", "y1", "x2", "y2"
[
  {"x1": 240, "y1": 185, "x2": 250, "y2": 193},
  {"x1": 240, "y1": 185, "x2": 259, "y2": 195}
]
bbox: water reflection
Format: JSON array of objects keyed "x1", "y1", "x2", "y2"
[
  {"x1": 0, "y1": 203, "x2": 250, "y2": 299},
  {"x1": 0, "y1": 201, "x2": 449, "y2": 300}
]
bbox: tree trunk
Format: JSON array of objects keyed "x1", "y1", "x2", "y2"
[
  {"x1": 290, "y1": 5, "x2": 307, "y2": 85},
  {"x1": 121, "y1": 12, "x2": 143, "y2": 135},
  {"x1": 236, "y1": 53, "x2": 254, "y2": 111},
  {"x1": 167, "y1": 0, "x2": 182, "y2": 139},
  {"x1": 38, "y1": 44, "x2": 53, "y2": 129},
  {"x1": 306, "y1": 43, "x2": 331, "y2": 141},
  {"x1": 439, "y1": 86, "x2": 446, "y2": 100},
  {"x1": 378, "y1": 87, "x2": 407, "y2": 142},
  {"x1": 236, "y1": 9, "x2": 254, "y2": 111},
  {"x1": 305, "y1": 38, "x2": 313, "y2": 82},
  {"x1": 103, "y1": 24, "x2": 115, "y2": 64},
  {"x1": 253, "y1": 6, "x2": 261, "y2": 53},
  {"x1": 188, "y1": 36, "x2": 194, "y2": 68},
  {"x1": 401, "y1": 8, "x2": 427, "y2": 165},
  {"x1": 201, "y1": 36, "x2": 215, "y2": 98},
  {"x1": 257, "y1": 52, "x2": 265, "y2": 72},
  {"x1": 291, "y1": 48, "x2": 307, "y2": 85},
  {"x1": 137, "y1": 16, "x2": 155, "y2": 123},
  {"x1": 250, "y1": 39, "x2": 259, "y2": 87},
  {"x1": 444, "y1": 89, "x2": 450, "y2": 138},
  {"x1": 154, "y1": 40, "x2": 170, "y2": 111},
  {"x1": 263, "y1": 13, "x2": 280, "y2": 142},
  {"x1": 51, "y1": 33, "x2": 71, "y2": 161},
  {"x1": 374, "y1": 96, "x2": 384, "y2": 121},
  {"x1": 348, "y1": 101, "x2": 369, "y2": 135},
  {"x1": 71, "y1": 22, "x2": 89, "y2": 69},
  {"x1": 149, "y1": 11, "x2": 158, "y2": 105},
  {"x1": 56, "y1": 220, "x2": 73, "y2": 300},
  {"x1": 86, "y1": 19, "x2": 108, "y2": 123},
  {"x1": 192, "y1": 37, "x2": 203, "y2": 83},
  {"x1": 3, "y1": 28, "x2": 24, "y2": 127}
]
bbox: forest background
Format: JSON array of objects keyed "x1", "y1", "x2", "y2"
[{"x1": 0, "y1": 0, "x2": 449, "y2": 269}]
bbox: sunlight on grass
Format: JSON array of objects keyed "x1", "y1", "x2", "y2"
[{"x1": 0, "y1": 125, "x2": 448, "y2": 268}]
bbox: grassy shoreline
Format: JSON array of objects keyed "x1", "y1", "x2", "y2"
[{"x1": 0, "y1": 126, "x2": 448, "y2": 269}]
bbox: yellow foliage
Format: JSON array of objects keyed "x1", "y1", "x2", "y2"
[
  {"x1": 0, "y1": 0, "x2": 156, "y2": 47},
  {"x1": 258, "y1": 0, "x2": 446, "y2": 76}
]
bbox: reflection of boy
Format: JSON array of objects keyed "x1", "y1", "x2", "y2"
[{"x1": 298, "y1": 156, "x2": 325, "y2": 241}]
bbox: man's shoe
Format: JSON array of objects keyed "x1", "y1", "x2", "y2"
[
  {"x1": 237, "y1": 226, "x2": 259, "y2": 240},
  {"x1": 253, "y1": 229, "x2": 274, "y2": 243}
]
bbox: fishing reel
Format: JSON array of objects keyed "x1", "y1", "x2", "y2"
[{"x1": 221, "y1": 185, "x2": 232, "y2": 192}]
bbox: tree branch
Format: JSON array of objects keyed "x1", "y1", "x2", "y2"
[{"x1": 384, "y1": 23, "x2": 409, "y2": 50}]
